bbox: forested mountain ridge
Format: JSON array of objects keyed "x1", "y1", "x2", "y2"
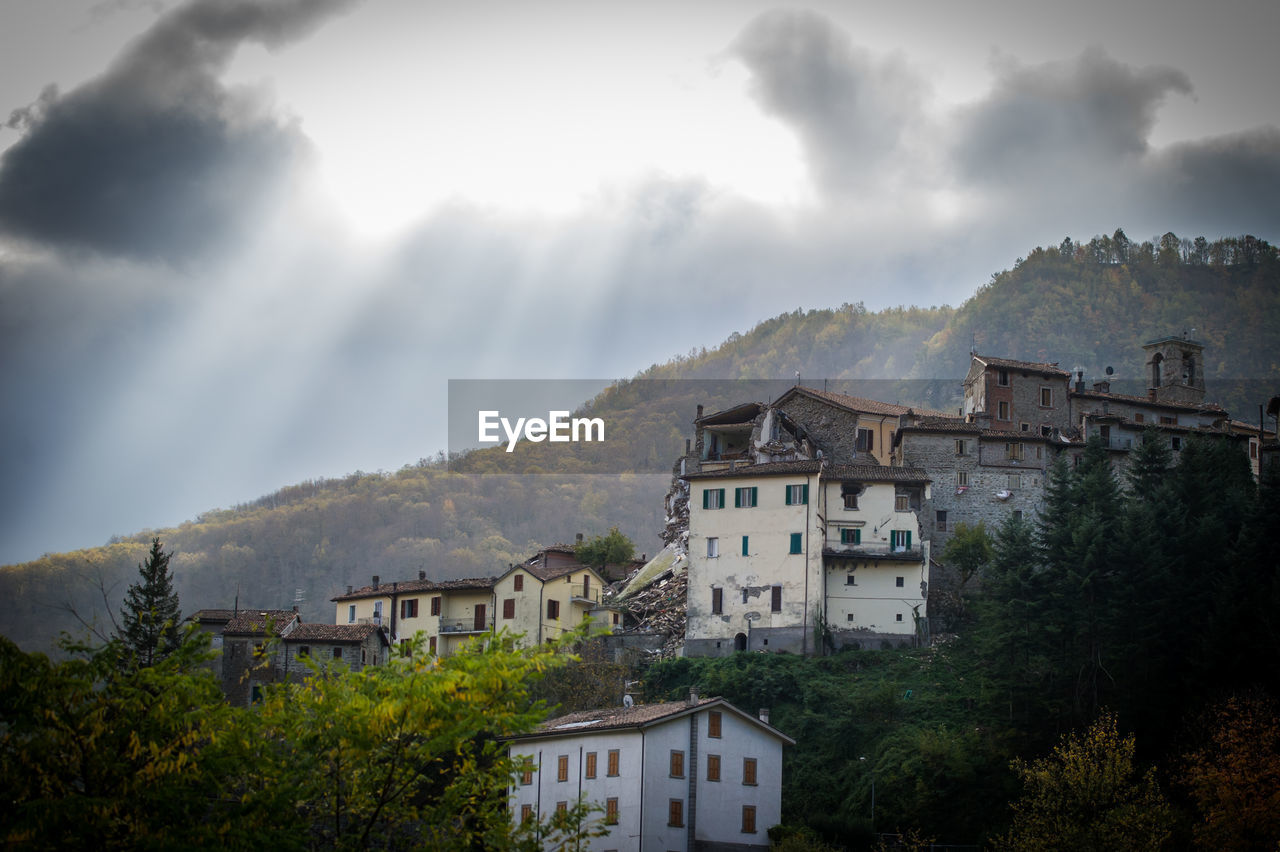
[{"x1": 2, "y1": 230, "x2": 1277, "y2": 652}]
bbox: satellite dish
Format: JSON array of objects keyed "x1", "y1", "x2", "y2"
[
  {"x1": 623, "y1": 694, "x2": 634, "y2": 708},
  {"x1": 1105, "y1": 366, "x2": 1114, "y2": 376}
]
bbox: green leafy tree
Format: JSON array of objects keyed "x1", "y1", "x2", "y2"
[
  {"x1": 574, "y1": 526, "x2": 635, "y2": 571},
  {"x1": 996, "y1": 712, "x2": 1172, "y2": 851},
  {"x1": 119, "y1": 537, "x2": 182, "y2": 667}
]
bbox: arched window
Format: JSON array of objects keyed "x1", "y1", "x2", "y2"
[
  {"x1": 734, "y1": 632, "x2": 747, "y2": 652},
  {"x1": 1151, "y1": 352, "x2": 1164, "y2": 387}
]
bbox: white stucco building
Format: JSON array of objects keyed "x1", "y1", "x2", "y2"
[{"x1": 507, "y1": 695, "x2": 793, "y2": 852}]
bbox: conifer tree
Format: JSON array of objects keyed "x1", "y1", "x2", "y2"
[{"x1": 119, "y1": 538, "x2": 182, "y2": 667}]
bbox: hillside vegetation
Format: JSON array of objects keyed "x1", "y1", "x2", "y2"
[{"x1": 2, "y1": 230, "x2": 1277, "y2": 652}]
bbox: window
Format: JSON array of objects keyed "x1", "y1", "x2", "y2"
[
  {"x1": 547, "y1": 599, "x2": 560, "y2": 620},
  {"x1": 1041, "y1": 425, "x2": 1053, "y2": 437},
  {"x1": 607, "y1": 749, "x2": 620, "y2": 776},
  {"x1": 711, "y1": 587, "x2": 723, "y2": 615},
  {"x1": 1251, "y1": 441, "x2": 1259, "y2": 459},
  {"x1": 1171, "y1": 436, "x2": 1182, "y2": 451},
  {"x1": 742, "y1": 805, "x2": 757, "y2": 834},
  {"x1": 955, "y1": 439, "x2": 967, "y2": 456},
  {"x1": 556, "y1": 801, "x2": 567, "y2": 815},
  {"x1": 735, "y1": 486, "x2": 758, "y2": 508},
  {"x1": 399, "y1": 639, "x2": 412, "y2": 657},
  {"x1": 503, "y1": 598, "x2": 515, "y2": 619},
  {"x1": 298, "y1": 645, "x2": 310, "y2": 658},
  {"x1": 668, "y1": 799, "x2": 684, "y2": 828},
  {"x1": 936, "y1": 510, "x2": 948, "y2": 532},
  {"x1": 521, "y1": 804, "x2": 534, "y2": 823},
  {"x1": 1134, "y1": 413, "x2": 1145, "y2": 424},
  {"x1": 957, "y1": 470, "x2": 969, "y2": 487},
  {"x1": 513, "y1": 574, "x2": 524, "y2": 592},
  {"x1": 428, "y1": 635, "x2": 437, "y2": 655},
  {"x1": 707, "y1": 754, "x2": 721, "y2": 781},
  {"x1": 896, "y1": 613, "x2": 904, "y2": 622},
  {"x1": 840, "y1": 527, "x2": 861, "y2": 545},
  {"x1": 1006, "y1": 442, "x2": 1023, "y2": 460},
  {"x1": 855, "y1": 428, "x2": 874, "y2": 453},
  {"x1": 998, "y1": 400, "x2": 1010, "y2": 420},
  {"x1": 890, "y1": 530, "x2": 912, "y2": 552},
  {"x1": 789, "y1": 533, "x2": 803, "y2": 554},
  {"x1": 998, "y1": 369, "x2": 1010, "y2": 386},
  {"x1": 708, "y1": 711, "x2": 722, "y2": 738},
  {"x1": 521, "y1": 766, "x2": 533, "y2": 785},
  {"x1": 785, "y1": 483, "x2": 809, "y2": 505},
  {"x1": 771, "y1": 585, "x2": 782, "y2": 613},
  {"x1": 895, "y1": 494, "x2": 909, "y2": 511},
  {"x1": 401, "y1": 598, "x2": 418, "y2": 619},
  {"x1": 1040, "y1": 387, "x2": 1052, "y2": 407},
  {"x1": 842, "y1": 482, "x2": 861, "y2": 509},
  {"x1": 1020, "y1": 422, "x2": 1030, "y2": 432},
  {"x1": 373, "y1": 601, "x2": 383, "y2": 621},
  {"x1": 741, "y1": 535, "x2": 749, "y2": 556},
  {"x1": 430, "y1": 596, "x2": 441, "y2": 616},
  {"x1": 557, "y1": 755, "x2": 569, "y2": 782},
  {"x1": 586, "y1": 751, "x2": 597, "y2": 778},
  {"x1": 845, "y1": 572, "x2": 857, "y2": 586},
  {"x1": 1008, "y1": 474, "x2": 1021, "y2": 489},
  {"x1": 1160, "y1": 415, "x2": 1176, "y2": 425},
  {"x1": 896, "y1": 576, "x2": 905, "y2": 588},
  {"x1": 605, "y1": 797, "x2": 619, "y2": 825},
  {"x1": 743, "y1": 757, "x2": 758, "y2": 786},
  {"x1": 703, "y1": 488, "x2": 725, "y2": 510},
  {"x1": 332, "y1": 647, "x2": 342, "y2": 660},
  {"x1": 670, "y1": 750, "x2": 685, "y2": 778},
  {"x1": 706, "y1": 537, "x2": 719, "y2": 558},
  {"x1": 347, "y1": 605, "x2": 356, "y2": 624}
]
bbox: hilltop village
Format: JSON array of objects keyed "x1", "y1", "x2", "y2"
[{"x1": 191, "y1": 332, "x2": 1275, "y2": 685}]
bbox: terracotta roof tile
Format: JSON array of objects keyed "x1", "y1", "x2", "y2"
[
  {"x1": 780, "y1": 386, "x2": 948, "y2": 417},
  {"x1": 333, "y1": 576, "x2": 496, "y2": 602},
  {"x1": 974, "y1": 355, "x2": 1071, "y2": 377},
  {"x1": 223, "y1": 610, "x2": 299, "y2": 636},
  {"x1": 285, "y1": 623, "x2": 383, "y2": 642},
  {"x1": 1069, "y1": 389, "x2": 1227, "y2": 413},
  {"x1": 824, "y1": 463, "x2": 931, "y2": 482},
  {"x1": 682, "y1": 460, "x2": 823, "y2": 480}
]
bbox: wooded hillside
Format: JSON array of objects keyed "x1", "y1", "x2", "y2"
[{"x1": 3, "y1": 230, "x2": 1277, "y2": 652}]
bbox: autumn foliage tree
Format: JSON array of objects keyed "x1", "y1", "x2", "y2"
[{"x1": 996, "y1": 712, "x2": 1171, "y2": 851}]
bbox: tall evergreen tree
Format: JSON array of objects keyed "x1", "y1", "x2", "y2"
[{"x1": 119, "y1": 538, "x2": 182, "y2": 667}]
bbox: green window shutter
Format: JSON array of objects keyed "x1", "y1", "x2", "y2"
[
  {"x1": 790, "y1": 533, "x2": 802, "y2": 554},
  {"x1": 906, "y1": 531, "x2": 912, "y2": 549},
  {"x1": 742, "y1": 536, "x2": 749, "y2": 556},
  {"x1": 784, "y1": 486, "x2": 793, "y2": 505},
  {"x1": 703, "y1": 490, "x2": 710, "y2": 510},
  {"x1": 802, "y1": 483, "x2": 809, "y2": 504},
  {"x1": 734, "y1": 488, "x2": 742, "y2": 508},
  {"x1": 717, "y1": 488, "x2": 725, "y2": 508},
  {"x1": 751, "y1": 487, "x2": 758, "y2": 506},
  {"x1": 854, "y1": 528, "x2": 861, "y2": 544}
]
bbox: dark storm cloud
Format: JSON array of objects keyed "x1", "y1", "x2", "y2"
[
  {"x1": 0, "y1": 0, "x2": 357, "y2": 264},
  {"x1": 729, "y1": 9, "x2": 926, "y2": 195},
  {"x1": 953, "y1": 46, "x2": 1192, "y2": 184},
  {"x1": 1142, "y1": 127, "x2": 1280, "y2": 233}
]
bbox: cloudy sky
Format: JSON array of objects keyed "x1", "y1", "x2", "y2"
[{"x1": 1, "y1": 0, "x2": 1277, "y2": 564}]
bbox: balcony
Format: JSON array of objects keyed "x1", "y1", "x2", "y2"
[
  {"x1": 569, "y1": 584, "x2": 602, "y2": 606},
  {"x1": 439, "y1": 616, "x2": 494, "y2": 635},
  {"x1": 822, "y1": 543, "x2": 924, "y2": 563}
]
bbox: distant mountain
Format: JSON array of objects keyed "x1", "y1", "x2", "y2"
[{"x1": 3, "y1": 230, "x2": 1277, "y2": 652}]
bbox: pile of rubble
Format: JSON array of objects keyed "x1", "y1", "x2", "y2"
[{"x1": 603, "y1": 542, "x2": 689, "y2": 660}]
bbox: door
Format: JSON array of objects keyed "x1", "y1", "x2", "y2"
[{"x1": 473, "y1": 604, "x2": 487, "y2": 632}]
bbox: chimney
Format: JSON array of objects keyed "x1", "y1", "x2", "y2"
[
  {"x1": 576, "y1": 532, "x2": 584, "y2": 544},
  {"x1": 372, "y1": 575, "x2": 379, "y2": 589},
  {"x1": 392, "y1": 581, "x2": 398, "y2": 592},
  {"x1": 292, "y1": 605, "x2": 299, "y2": 614},
  {"x1": 641, "y1": 554, "x2": 646, "y2": 562},
  {"x1": 1076, "y1": 370, "x2": 1085, "y2": 393},
  {"x1": 696, "y1": 404, "x2": 704, "y2": 420},
  {"x1": 419, "y1": 570, "x2": 426, "y2": 580},
  {"x1": 1093, "y1": 380, "x2": 1111, "y2": 394},
  {"x1": 685, "y1": 437, "x2": 691, "y2": 454},
  {"x1": 346, "y1": 585, "x2": 352, "y2": 595},
  {"x1": 687, "y1": 686, "x2": 699, "y2": 706},
  {"x1": 759, "y1": 708, "x2": 770, "y2": 724}
]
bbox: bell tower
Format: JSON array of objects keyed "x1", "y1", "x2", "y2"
[{"x1": 1143, "y1": 333, "x2": 1205, "y2": 405}]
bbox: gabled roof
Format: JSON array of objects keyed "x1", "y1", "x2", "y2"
[
  {"x1": 223, "y1": 610, "x2": 300, "y2": 636},
  {"x1": 284, "y1": 623, "x2": 387, "y2": 644},
  {"x1": 971, "y1": 355, "x2": 1071, "y2": 379},
  {"x1": 697, "y1": 402, "x2": 765, "y2": 426},
  {"x1": 494, "y1": 545, "x2": 608, "y2": 584},
  {"x1": 774, "y1": 385, "x2": 932, "y2": 417},
  {"x1": 508, "y1": 696, "x2": 795, "y2": 745},
  {"x1": 332, "y1": 576, "x2": 497, "y2": 602},
  {"x1": 682, "y1": 459, "x2": 823, "y2": 480},
  {"x1": 186, "y1": 609, "x2": 241, "y2": 625}
]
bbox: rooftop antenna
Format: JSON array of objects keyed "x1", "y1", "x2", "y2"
[{"x1": 794, "y1": 370, "x2": 801, "y2": 387}]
